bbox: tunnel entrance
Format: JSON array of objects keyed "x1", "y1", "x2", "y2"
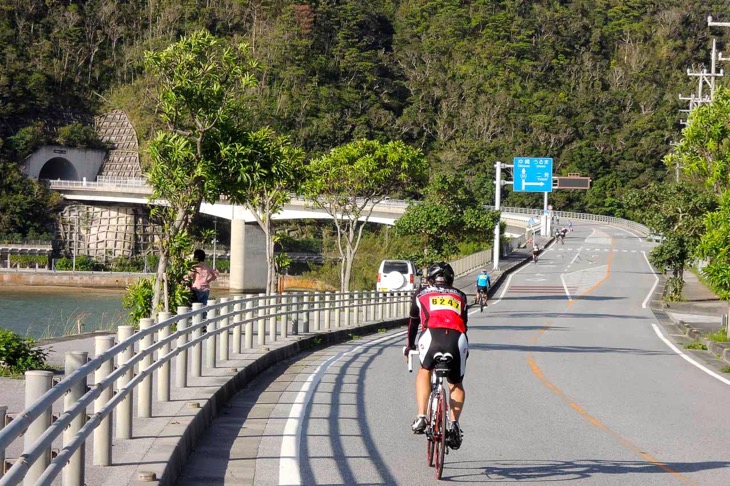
[{"x1": 38, "y1": 157, "x2": 79, "y2": 181}]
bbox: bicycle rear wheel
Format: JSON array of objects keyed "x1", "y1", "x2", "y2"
[
  {"x1": 433, "y1": 389, "x2": 447, "y2": 479},
  {"x1": 427, "y1": 393, "x2": 435, "y2": 466},
  {"x1": 479, "y1": 293, "x2": 484, "y2": 312}
]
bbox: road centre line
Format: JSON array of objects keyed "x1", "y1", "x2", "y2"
[
  {"x1": 278, "y1": 330, "x2": 406, "y2": 485},
  {"x1": 528, "y1": 241, "x2": 695, "y2": 484},
  {"x1": 651, "y1": 324, "x2": 730, "y2": 387}
]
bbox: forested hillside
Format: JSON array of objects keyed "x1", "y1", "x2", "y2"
[{"x1": 1, "y1": 0, "x2": 728, "y2": 237}]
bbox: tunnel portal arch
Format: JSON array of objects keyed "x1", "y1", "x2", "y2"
[{"x1": 38, "y1": 157, "x2": 79, "y2": 180}]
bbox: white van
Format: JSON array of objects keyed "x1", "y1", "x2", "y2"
[{"x1": 377, "y1": 259, "x2": 419, "y2": 292}]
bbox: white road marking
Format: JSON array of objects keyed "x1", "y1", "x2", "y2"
[
  {"x1": 491, "y1": 260, "x2": 533, "y2": 306},
  {"x1": 611, "y1": 225, "x2": 644, "y2": 242},
  {"x1": 651, "y1": 324, "x2": 730, "y2": 386},
  {"x1": 278, "y1": 330, "x2": 406, "y2": 485},
  {"x1": 560, "y1": 273, "x2": 573, "y2": 301},
  {"x1": 569, "y1": 247, "x2": 583, "y2": 266},
  {"x1": 641, "y1": 251, "x2": 659, "y2": 309}
]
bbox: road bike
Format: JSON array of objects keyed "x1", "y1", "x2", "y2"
[
  {"x1": 409, "y1": 350, "x2": 453, "y2": 479},
  {"x1": 532, "y1": 250, "x2": 539, "y2": 263},
  {"x1": 476, "y1": 288, "x2": 488, "y2": 311}
]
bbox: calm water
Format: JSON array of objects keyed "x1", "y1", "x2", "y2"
[{"x1": 0, "y1": 287, "x2": 127, "y2": 339}]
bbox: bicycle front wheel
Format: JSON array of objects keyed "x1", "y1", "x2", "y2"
[{"x1": 433, "y1": 390, "x2": 447, "y2": 479}]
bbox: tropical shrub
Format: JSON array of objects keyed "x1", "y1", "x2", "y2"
[{"x1": 0, "y1": 329, "x2": 50, "y2": 376}]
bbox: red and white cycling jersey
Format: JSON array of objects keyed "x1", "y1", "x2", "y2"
[{"x1": 407, "y1": 284, "x2": 468, "y2": 348}]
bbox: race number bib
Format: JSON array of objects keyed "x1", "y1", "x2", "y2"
[{"x1": 429, "y1": 296, "x2": 462, "y2": 313}]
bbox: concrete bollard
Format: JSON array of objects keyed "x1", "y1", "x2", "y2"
[
  {"x1": 0, "y1": 405, "x2": 6, "y2": 474},
  {"x1": 0, "y1": 405, "x2": 6, "y2": 473},
  {"x1": 116, "y1": 325, "x2": 135, "y2": 439},
  {"x1": 244, "y1": 297, "x2": 254, "y2": 349},
  {"x1": 257, "y1": 293, "x2": 266, "y2": 346},
  {"x1": 93, "y1": 335, "x2": 115, "y2": 466},
  {"x1": 138, "y1": 318, "x2": 155, "y2": 418},
  {"x1": 175, "y1": 306, "x2": 190, "y2": 389},
  {"x1": 282, "y1": 293, "x2": 290, "y2": 338},
  {"x1": 376, "y1": 291, "x2": 384, "y2": 321},
  {"x1": 219, "y1": 298, "x2": 230, "y2": 361},
  {"x1": 281, "y1": 295, "x2": 299, "y2": 338},
  {"x1": 63, "y1": 351, "x2": 88, "y2": 486},
  {"x1": 269, "y1": 295, "x2": 277, "y2": 342},
  {"x1": 157, "y1": 311, "x2": 174, "y2": 402},
  {"x1": 324, "y1": 292, "x2": 332, "y2": 330},
  {"x1": 191, "y1": 303, "x2": 204, "y2": 377},
  {"x1": 313, "y1": 294, "x2": 321, "y2": 331},
  {"x1": 23, "y1": 370, "x2": 53, "y2": 486},
  {"x1": 301, "y1": 294, "x2": 310, "y2": 333},
  {"x1": 344, "y1": 292, "x2": 351, "y2": 327},
  {"x1": 206, "y1": 299, "x2": 217, "y2": 369},
  {"x1": 232, "y1": 298, "x2": 243, "y2": 354},
  {"x1": 334, "y1": 292, "x2": 342, "y2": 328}
]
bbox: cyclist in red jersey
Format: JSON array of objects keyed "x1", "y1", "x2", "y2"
[{"x1": 403, "y1": 261, "x2": 468, "y2": 450}]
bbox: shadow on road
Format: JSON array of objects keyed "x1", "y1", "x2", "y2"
[{"x1": 439, "y1": 459, "x2": 730, "y2": 482}]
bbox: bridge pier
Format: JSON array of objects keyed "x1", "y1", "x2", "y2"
[{"x1": 229, "y1": 218, "x2": 267, "y2": 293}]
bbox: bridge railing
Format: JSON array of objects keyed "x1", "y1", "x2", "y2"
[
  {"x1": 0, "y1": 290, "x2": 410, "y2": 486},
  {"x1": 490, "y1": 206, "x2": 651, "y2": 236}
]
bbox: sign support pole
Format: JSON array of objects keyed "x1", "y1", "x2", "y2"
[
  {"x1": 493, "y1": 161, "x2": 502, "y2": 271},
  {"x1": 542, "y1": 192, "x2": 549, "y2": 236}
]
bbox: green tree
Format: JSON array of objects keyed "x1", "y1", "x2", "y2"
[
  {"x1": 622, "y1": 182, "x2": 716, "y2": 300},
  {"x1": 222, "y1": 128, "x2": 306, "y2": 294},
  {"x1": 696, "y1": 191, "x2": 730, "y2": 299},
  {"x1": 143, "y1": 30, "x2": 260, "y2": 315},
  {"x1": 395, "y1": 172, "x2": 499, "y2": 268},
  {"x1": 666, "y1": 86, "x2": 730, "y2": 300},
  {"x1": 302, "y1": 139, "x2": 427, "y2": 291}
]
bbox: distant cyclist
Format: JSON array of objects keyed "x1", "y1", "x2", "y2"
[
  {"x1": 475, "y1": 270, "x2": 491, "y2": 306},
  {"x1": 404, "y1": 262, "x2": 468, "y2": 450},
  {"x1": 532, "y1": 243, "x2": 540, "y2": 263}
]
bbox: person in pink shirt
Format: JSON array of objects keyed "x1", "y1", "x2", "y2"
[{"x1": 190, "y1": 249, "x2": 218, "y2": 305}]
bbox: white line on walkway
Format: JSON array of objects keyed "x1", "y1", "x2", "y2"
[
  {"x1": 651, "y1": 324, "x2": 730, "y2": 386},
  {"x1": 569, "y1": 247, "x2": 583, "y2": 266},
  {"x1": 642, "y1": 251, "x2": 659, "y2": 309},
  {"x1": 278, "y1": 330, "x2": 406, "y2": 485}
]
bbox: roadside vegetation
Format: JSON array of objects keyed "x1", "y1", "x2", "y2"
[
  {"x1": 1, "y1": 2, "x2": 729, "y2": 313},
  {"x1": 0, "y1": 329, "x2": 50, "y2": 377}
]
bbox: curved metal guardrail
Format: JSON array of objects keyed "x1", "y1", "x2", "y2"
[
  {"x1": 0, "y1": 291, "x2": 411, "y2": 486},
  {"x1": 490, "y1": 206, "x2": 651, "y2": 236}
]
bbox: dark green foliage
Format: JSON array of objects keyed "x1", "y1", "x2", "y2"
[
  {"x1": 56, "y1": 123, "x2": 109, "y2": 150},
  {"x1": 55, "y1": 255, "x2": 98, "y2": 271},
  {"x1": 0, "y1": 329, "x2": 50, "y2": 376},
  {"x1": 9, "y1": 254, "x2": 48, "y2": 268},
  {"x1": 1, "y1": 0, "x2": 728, "y2": 250}
]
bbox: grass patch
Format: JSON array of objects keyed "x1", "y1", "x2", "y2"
[
  {"x1": 378, "y1": 328, "x2": 386, "y2": 333},
  {"x1": 348, "y1": 333, "x2": 362, "y2": 341},
  {"x1": 684, "y1": 341, "x2": 708, "y2": 351},
  {"x1": 721, "y1": 366, "x2": 730, "y2": 373},
  {"x1": 705, "y1": 329, "x2": 730, "y2": 343}
]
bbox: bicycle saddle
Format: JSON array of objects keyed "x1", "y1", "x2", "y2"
[{"x1": 432, "y1": 353, "x2": 454, "y2": 376}]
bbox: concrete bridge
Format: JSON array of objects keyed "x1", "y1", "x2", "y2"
[{"x1": 45, "y1": 178, "x2": 534, "y2": 292}]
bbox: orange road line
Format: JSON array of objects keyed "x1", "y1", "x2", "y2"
[{"x1": 527, "y1": 236, "x2": 695, "y2": 484}]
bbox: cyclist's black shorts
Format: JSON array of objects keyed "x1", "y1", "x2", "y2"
[
  {"x1": 417, "y1": 328, "x2": 469, "y2": 384},
  {"x1": 476, "y1": 284, "x2": 488, "y2": 294}
]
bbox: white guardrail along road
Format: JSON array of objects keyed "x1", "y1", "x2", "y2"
[{"x1": 0, "y1": 291, "x2": 412, "y2": 486}]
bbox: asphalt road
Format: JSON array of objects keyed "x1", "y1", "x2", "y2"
[{"x1": 177, "y1": 223, "x2": 730, "y2": 485}]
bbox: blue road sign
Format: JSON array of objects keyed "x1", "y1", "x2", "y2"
[{"x1": 513, "y1": 157, "x2": 553, "y2": 192}]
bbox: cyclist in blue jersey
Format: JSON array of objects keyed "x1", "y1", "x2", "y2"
[{"x1": 475, "y1": 270, "x2": 491, "y2": 306}]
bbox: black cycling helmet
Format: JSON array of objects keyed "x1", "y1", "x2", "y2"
[{"x1": 427, "y1": 261, "x2": 455, "y2": 286}]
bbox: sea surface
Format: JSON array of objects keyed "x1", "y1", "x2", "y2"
[{"x1": 0, "y1": 287, "x2": 127, "y2": 339}]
